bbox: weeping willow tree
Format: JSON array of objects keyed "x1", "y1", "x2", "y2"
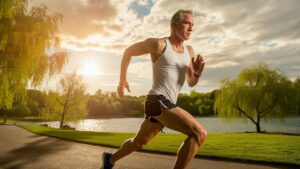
[
  {"x1": 214, "y1": 63, "x2": 296, "y2": 132},
  {"x1": 0, "y1": 0, "x2": 24, "y2": 19},
  {"x1": 0, "y1": 0, "x2": 68, "y2": 123}
]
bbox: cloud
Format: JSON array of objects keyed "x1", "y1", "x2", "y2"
[
  {"x1": 32, "y1": 0, "x2": 118, "y2": 37},
  {"x1": 127, "y1": 59, "x2": 153, "y2": 80},
  {"x1": 207, "y1": 61, "x2": 239, "y2": 68},
  {"x1": 31, "y1": 0, "x2": 300, "y2": 94},
  {"x1": 137, "y1": 0, "x2": 150, "y2": 6},
  {"x1": 31, "y1": 0, "x2": 142, "y2": 52},
  {"x1": 60, "y1": 34, "x2": 127, "y2": 52},
  {"x1": 101, "y1": 82, "x2": 141, "y2": 86}
]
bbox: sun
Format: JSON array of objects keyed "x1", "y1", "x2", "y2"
[{"x1": 77, "y1": 60, "x2": 102, "y2": 76}]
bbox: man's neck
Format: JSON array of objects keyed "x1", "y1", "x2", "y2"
[{"x1": 169, "y1": 35, "x2": 184, "y2": 49}]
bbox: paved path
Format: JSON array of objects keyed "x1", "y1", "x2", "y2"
[{"x1": 0, "y1": 125, "x2": 291, "y2": 169}]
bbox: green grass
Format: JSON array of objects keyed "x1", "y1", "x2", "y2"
[
  {"x1": 0, "y1": 117, "x2": 16, "y2": 124},
  {"x1": 0, "y1": 117, "x2": 52, "y2": 124},
  {"x1": 20, "y1": 125, "x2": 300, "y2": 165},
  {"x1": 15, "y1": 116, "x2": 52, "y2": 122}
]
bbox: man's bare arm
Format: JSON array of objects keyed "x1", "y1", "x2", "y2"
[
  {"x1": 186, "y1": 46, "x2": 205, "y2": 87},
  {"x1": 118, "y1": 38, "x2": 160, "y2": 97}
]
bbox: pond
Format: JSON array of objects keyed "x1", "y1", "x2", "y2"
[{"x1": 17, "y1": 116, "x2": 300, "y2": 134}]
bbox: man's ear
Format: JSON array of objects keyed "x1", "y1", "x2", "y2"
[
  {"x1": 174, "y1": 22, "x2": 178, "y2": 29},
  {"x1": 171, "y1": 22, "x2": 177, "y2": 32}
]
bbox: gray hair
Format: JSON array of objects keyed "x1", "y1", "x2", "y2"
[{"x1": 170, "y1": 10, "x2": 193, "y2": 33}]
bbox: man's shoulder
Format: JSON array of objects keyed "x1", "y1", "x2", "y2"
[
  {"x1": 186, "y1": 45, "x2": 193, "y2": 50},
  {"x1": 145, "y1": 37, "x2": 166, "y2": 45},
  {"x1": 144, "y1": 37, "x2": 167, "y2": 53}
]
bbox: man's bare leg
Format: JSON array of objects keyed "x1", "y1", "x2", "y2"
[
  {"x1": 109, "y1": 119, "x2": 163, "y2": 165},
  {"x1": 155, "y1": 107, "x2": 207, "y2": 169},
  {"x1": 174, "y1": 135, "x2": 200, "y2": 169}
]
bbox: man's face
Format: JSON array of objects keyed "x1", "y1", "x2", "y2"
[{"x1": 175, "y1": 13, "x2": 194, "y2": 40}]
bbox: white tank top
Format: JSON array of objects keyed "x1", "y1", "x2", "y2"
[{"x1": 148, "y1": 38, "x2": 190, "y2": 103}]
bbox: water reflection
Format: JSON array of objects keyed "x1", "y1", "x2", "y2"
[{"x1": 75, "y1": 119, "x2": 106, "y2": 132}]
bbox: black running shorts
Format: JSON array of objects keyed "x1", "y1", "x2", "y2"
[{"x1": 144, "y1": 95, "x2": 177, "y2": 123}]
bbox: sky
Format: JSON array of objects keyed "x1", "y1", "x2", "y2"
[{"x1": 30, "y1": 0, "x2": 300, "y2": 96}]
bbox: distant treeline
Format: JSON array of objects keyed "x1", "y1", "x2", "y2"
[{"x1": 4, "y1": 89, "x2": 217, "y2": 118}]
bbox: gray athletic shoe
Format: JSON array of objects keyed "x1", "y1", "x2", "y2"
[{"x1": 101, "y1": 151, "x2": 114, "y2": 169}]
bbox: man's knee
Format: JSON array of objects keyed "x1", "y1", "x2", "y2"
[
  {"x1": 126, "y1": 138, "x2": 148, "y2": 150},
  {"x1": 132, "y1": 141, "x2": 144, "y2": 150},
  {"x1": 192, "y1": 127, "x2": 207, "y2": 146},
  {"x1": 122, "y1": 138, "x2": 142, "y2": 150},
  {"x1": 200, "y1": 128, "x2": 207, "y2": 143}
]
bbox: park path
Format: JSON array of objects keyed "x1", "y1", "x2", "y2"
[{"x1": 0, "y1": 125, "x2": 290, "y2": 169}]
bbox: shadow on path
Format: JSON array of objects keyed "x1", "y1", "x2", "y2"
[{"x1": 0, "y1": 135, "x2": 71, "y2": 169}]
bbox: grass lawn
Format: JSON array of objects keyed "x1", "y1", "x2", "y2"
[
  {"x1": 20, "y1": 125, "x2": 300, "y2": 165},
  {"x1": 0, "y1": 117, "x2": 51, "y2": 123},
  {"x1": 0, "y1": 117, "x2": 16, "y2": 124}
]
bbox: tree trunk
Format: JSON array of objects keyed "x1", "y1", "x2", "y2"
[
  {"x1": 3, "y1": 110, "x2": 7, "y2": 124},
  {"x1": 60, "y1": 99, "x2": 69, "y2": 129},
  {"x1": 59, "y1": 111, "x2": 65, "y2": 129},
  {"x1": 255, "y1": 123, "x2": 261, "y2": 133}
]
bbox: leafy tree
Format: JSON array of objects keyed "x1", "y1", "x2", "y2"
[
  {"x1": 86, "y1": 90, "x2": 216, "y2": 118},
  {"x1": 294, "y1": 77, "x2": 300, "y2": 114},
  {"x1": 42, "y1": 90, "x2": 62, "y2": 120},
  {"x1": 88, "y1": 90, "x2": 118, "y2": 117},
  {"x1": 214, "y1": 63, "x2": 296, "y2": 132},
  {"x1": 0, "y1": 0, "x2": 26, "y2": 20},
  {"x1": 41, "y1": 74, "x2": 87, "y2": 128},
  {"x1": 87, "y1": 90, "x2": 145, "y2": 118},
  {"x1": 0, "y1": 0, "x2": 68, "y2": 123},
  {"x1": 87, "y1": 95, "x2": 101, "y2": 118},
  {"x1": 56, "y1": 73, "x2": 87, "y2": 128},
  {"x1": 11, "y1": 104, "x2": 30, "y2": 117},
  {"x1": 119, "y1": 95, "x2": 144, "y2": 117},
  {"x1": 196, "y1": 92, "x2": 215, "y2": 116},
  {"x1": 178, "y1": 92, "x2": 200, "y2": 116},
  {"x1": 27, "y1": 89, "x2": 47, "y2": 116},
  {"x1": 177, "y1": 91, "x2": 215, "y2": 116}
]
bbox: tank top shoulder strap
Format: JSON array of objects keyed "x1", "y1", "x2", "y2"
[{"x1": 165, "y1": 38, "x2": 171, "y2": 50}]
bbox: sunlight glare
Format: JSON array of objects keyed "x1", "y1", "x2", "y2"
[{"x1": 77, "y1": 60, "x2": 102, "y2": 76}]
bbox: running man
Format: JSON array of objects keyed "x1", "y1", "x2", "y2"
[{"x1": 101, "y1": 9, "x2": 207, "y2": 169}]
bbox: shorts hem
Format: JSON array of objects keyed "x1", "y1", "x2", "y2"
[{"x1": 144, "y1": 94, "x2": 176, "y2": 123}]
